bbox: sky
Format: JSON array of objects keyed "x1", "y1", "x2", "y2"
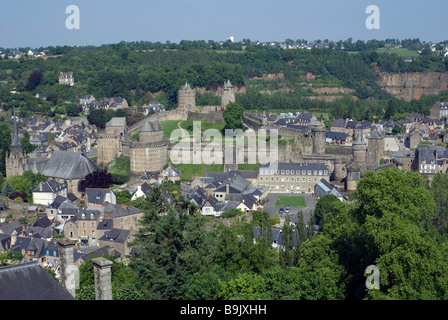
[{"x1": 1, "y1": 0, "x2": 447, "y2": 48}]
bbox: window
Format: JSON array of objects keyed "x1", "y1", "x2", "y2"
[
  {"x1": 82, "y1": 213, "x2": 85, "y2": 219},
  {"x1": 281, "y1": 170, "x2": 285, "y2": 175},
  {"x1": 308, "y1": 170, "x2": 311, "y2": 175},
  {"x1": 53, "y1": 249, "x2": 57, "y2": 257},
  {"x1": 46, "y1": 248, "x2": 49, "y2": 255},
  {"x1": 91, "y1": 213, "x2": 94, "y2": 219},
  {"x1": 319, "y1": 170, "x2": 322, "y2": 175},
  {"x1": 313, "y1": 170, "x2": 317, "y2": 175},
  {"x1": 324, "y1": 170, "x2": 328, "y2": 175},
  {"x1": 286, "y1": 170, "x2": 289, "y2": 174},
  {"x1": 260, "y1": 177, "x2": 263, "y2": 181},
  {"x1": 296, "y1": 170, "x2": 300, "y2": 175},
  {"x1": 302, "y1": 170, "x2": 306, "y2": 175}
]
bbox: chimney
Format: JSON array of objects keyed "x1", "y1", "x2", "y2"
[
  {"x1": 57, "y1": 239, "x2": 77, "y2": 298},
  {"x1": 226, "y1": 183, "x2": 229, "y2": 195},
  {"x1": 92, "y1": 257, "x2": 113, "y2": 300},
  {"x1": 39, "y1": 183, "x2": 42, "y2": 191}
]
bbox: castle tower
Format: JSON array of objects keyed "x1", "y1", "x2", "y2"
[
  {"x1": 178, "y1": 82, "x2": 196, "y2": 111},
  {"x1": 261, "y1": 111, "x2": 268, "y2": 126},
  {"x1": 129, "y1": 119, "x2": 168, "y2": 176},
  {"x1": 6, "y1": 108, "x2": 27, "y2": 177},
  {"x1": 346, "y1": 163, "x2": 361, "y2": 191},
  {"x1": 96, "y1": 117, "x2": 127, "y2": 169},
  {"x1": 352, "y1": 133, "x2": 367, "y2": 167},
  {"x1": 366, "y1": 127, "x2": 385, "y2": 167},
  {"x1": 310, "y1": 121, "x2": 326, "y2": 155},
  {"x1": 221, "y1": 79, "x2": 235, "y2": 111}
]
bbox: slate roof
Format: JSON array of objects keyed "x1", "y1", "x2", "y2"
[
  {"x1": 99, "y1": 228, "x2": 131, "y2": 244},
  {"x1": 85, "y1": 188, "x2": 115, "y2": 205},
  {"x1": 42, "y1": 150, "x2": 98, "y2": 180},
  {"x1": 32, "y1": 179, "x2": 67, "y2": 194},
  {"x1": 103, "y1": 203, "x2": 141, "y2": 218},
  {"x1": 326, "y1": 131, "x2": 350, "y2": 141},
  {"x1": 97, "y1": 219, "x2": 114, "y2": 231},
  {"x1": 331, "y1": 119, "x2": 346, "y2": 128},
  {"x1": 140, "y1": 119, "x2": 162, "y2": 132},
  {"x1": 259, "y1": 162, "x2": 329, "y2": 173},
  {"x1": 106, "y1": 117, "x2": 126, "y2": 128},
  {"x1": 0, "y1": 261, "x2": 75, "y2": 300},
  {"x1": 352, "y1": 133, "x2": 367, "y2": 145}
]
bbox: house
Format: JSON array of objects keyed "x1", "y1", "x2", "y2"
[
  {"x1": 64, "y1": 208, "x2": 101, "y2": 246},
  {"x1": 32, "y1": 179, "x2": 68, "y2": 206},
  {"x1": 253, "y1": 227, "x2": 298, "y2": 251},
  {"x1": 314, "y1": 179, "x2": 346, "y2": 202},
  {"x1": 104, "y1": 97, "x2": 128, "y2": 109},
  {"x1": 213, "y1": 175, "x2": 252, "y2": 202},
  {"x1": 102, "y1": 203, "x2": 143, "y2": 231},
  {"x1": 236, "y1": 194, "x2": 259, "y2": 213},
  {"x1": 79, "y1": 95, "x2": 96, "y2": 105},
  {"x1": 325, "y1": 131, "x2": 351, "y2": 145},
  {"x1": 143, "y1": 101, "x2": 166, "y2": 115},
  {"x1": 98, "y1": 228, "x2": 132, "y2": 256},
  {"x1": 59, "y1": 72, "x2": 74, "y2": 86},
  {"x1": 429, "y1": 102, "x2": 448, "y2": 120},
  {"x1": 85, "y1": 188, "x2": 116, "y2": 207},
  {"x1": 131, "y1": 182, "x2": 153, "y2": 200},
  {"x1": 159, "y1": 163, "x2": 181, "y2": 183}
]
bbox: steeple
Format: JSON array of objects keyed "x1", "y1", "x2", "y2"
[{"x1": 11, "y1": 107, "x2": 22, "y2": 154}]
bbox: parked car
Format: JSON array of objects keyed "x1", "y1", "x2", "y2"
[
  {"x1": 278, "y1": 208, "x2": 284, "y2": 214},
  {"x1": 285, "y1": 206, "x2": 290, "y2": 213}
]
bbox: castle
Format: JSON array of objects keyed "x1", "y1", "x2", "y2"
[{"x1": 96, "y1": 81, "x2": 237, "y2": 176}]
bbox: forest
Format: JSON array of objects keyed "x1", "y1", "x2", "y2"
[
  {"x1": 72, "y1": 168, "x2": 448, "y2": 300},
  {"x1": 1, "y1": 39, "x2": 448, "y2": 121}
]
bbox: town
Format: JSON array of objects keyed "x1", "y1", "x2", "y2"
[{"x1": 1, "y1": 35, "x2": 448, "y2": 302}]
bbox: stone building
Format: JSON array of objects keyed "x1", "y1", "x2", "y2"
[
  {"x1": 366, "y1": 127, "x2": 385, "y2": 168},
  {"x1": 96, "y1": 117, "x2": 128, "y2": 169},
  {"x1": 41, "y1": 150, "x2": 98, "y2": 197},
  {"x1": 59, "y1": 72, "x2": 74, "y2": 86},
  {"x1": 257, "y1": 162, "x2": 330, "y2": 194},
  {"x1": 310, "y1": 121, "x2": 326, "y2": 155},
  {"x1": 352, "y1": 133, "x2": 368, "y2": 168},
  {"x1": 5, "y1": 111, "x2": 27, "y2": 177},
  {"x1": 129, "y1": 119, "x2": 169, "y2": 176},
  {"x1": 178, "y1": 82, "x2": 197, "y2": 111},
  {"x1": 221, "y1": 79, "x2": 235, "y2": 110}
]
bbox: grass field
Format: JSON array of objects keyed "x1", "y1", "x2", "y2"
[
  {"x1": 275, "y1": 196, "x2": 307, "y2": 207},
  {"x1": 375, "y1": 47, "x2": 420, "y2": 57}
]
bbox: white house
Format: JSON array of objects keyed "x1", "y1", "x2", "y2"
[{"x1": 32, "y1": 180, "x2": 68, "y2": 206}]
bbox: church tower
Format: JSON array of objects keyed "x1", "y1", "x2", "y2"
[{"x1": 6, "y1": 108, "x2": 27, "y2": 177}]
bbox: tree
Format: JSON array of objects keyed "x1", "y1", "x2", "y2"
[
  {"x1": 26, "y1": 70, "x2": 42, "y2": 91},
  {"x1": 6, "y1": 176, "x2": 32, "y2": 196},
  {"x1": 87, "y1": 109, "x2": 107, "y2": 129},
  {"x1": 21, "y1": 131, "x2": 38, "y2": 153},
  {"x1": 1, "y1": 180, "x2": 14, "y2": 197},
  {"x1": 279, "y1": 214, "x2": 298, "y2": 268},
  {"x1": 314, "y1": 194, "x2": 341, "y2": 227},
  {"x1": 78, "y1": 170, "x2": 113, "y2": 192},
  {"x1": 222, "y1": 102, "x2": 244, "y2": 132},
  {"x1": 66, "y1": 103, "x2": 80, "y2": 117}
]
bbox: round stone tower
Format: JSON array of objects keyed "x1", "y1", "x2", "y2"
[
  {"x1": 352, "y1": 133, "x2": 367, "y2": 167},
  {"x1": 366, "y1": 127, "x2": 385, "y2": 167},
  {"x1": 129, "y1": 119, "x2": 168, "y2": 176},
  {"x1": 310, "y1": 121, "x2": 326, "y2": 155},
  {"x1": 221, "y1": 79, "x2": 235, "y2": 110},
  {"x1": 346, "y1": 163, "x2": 361, "y2": 191},
  {"x1": 178, "y1": 82, "x2": 196, "y2": 111},
  {"x1": 333, "y1": 159, "x2": 346, "y2": 182}
]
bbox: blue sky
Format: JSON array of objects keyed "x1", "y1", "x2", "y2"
[{"x1": 1, "y1": 0, "x2": 447, "y2": 48}]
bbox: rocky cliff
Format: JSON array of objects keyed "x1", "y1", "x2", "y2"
[{"x1": 378, "y1": 72, "x2": 448, "y2": 101}]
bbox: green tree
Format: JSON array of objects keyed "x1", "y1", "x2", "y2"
[
  {"x1": 21, "y1": 131, "x2": 38, "y2": 153},
  {"x1": 279, "y1": 214, "x2": 298, "y2": 268},
  {"x1": 222, "y1": 102, "x2": 244, "y2": 132},
  {"x1": 1, "y1": 180, "x2": 14, "y2": 197}
]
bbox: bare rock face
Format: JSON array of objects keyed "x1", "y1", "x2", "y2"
[{"x1": 378, "y1": 72, "x2": 448, "y2": 101}]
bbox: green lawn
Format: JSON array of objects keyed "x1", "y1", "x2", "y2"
[
  {"x1": 275, "y1": 196, "x2": 307, "y2": 207},
  {"x1": 173, "y1": 163, "x2": 224, "y2": 181}
]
